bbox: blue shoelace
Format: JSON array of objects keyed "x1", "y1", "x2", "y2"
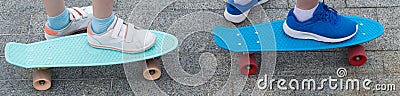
[{"x1": 318, "y1": 3, "x2": 339, "y2": 24}]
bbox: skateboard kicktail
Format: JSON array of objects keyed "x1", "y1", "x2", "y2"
[
  {"x1": 5, "y1": 30, "x2": 178, "y2": 90},
  {"x1": 214, "y1": 16, "x2": 384, "y2": 75}
]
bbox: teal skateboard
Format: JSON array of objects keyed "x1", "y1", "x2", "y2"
[
  {"x1": 214, "y1": 16, "x2": 384, "y2": 75},
  {"x1": 5, "y1": 30, "x2": 178, "y2": 90}
]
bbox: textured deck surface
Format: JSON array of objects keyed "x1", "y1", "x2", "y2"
[
  {"x1": 0, "y1": 0, "x2": 399, "y2": 95},
  {"x1": 214, "y1": 16, "x2": 384, "y2": 52}
]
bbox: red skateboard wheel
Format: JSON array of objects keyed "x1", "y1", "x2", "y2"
[
  {"x1": 348, "y1": 45, "x2": 367, "y2": 66},
  {"x1": 239, "y1": 53, "x2": 258, "y2": 75}
]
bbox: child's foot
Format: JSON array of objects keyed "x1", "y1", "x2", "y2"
[
  {"x1": 224, "y1": 0, "x2": 268, "y2": 23},
  {"x1": 283, "y1": 2, "x2": 358, "y2": 43},
  {"x1": 87, "y1": 17, "x2": 156, "y2": 53},
  {"x1": 44, "y1": 6, "x2": 93, "y2": 40}
]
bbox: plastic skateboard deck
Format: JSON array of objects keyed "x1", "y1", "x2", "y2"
[
  {"x1": 5, "y1": 30, "x2": 178, "y2": 68},
  {"x1": 213, "y1": 16, "x2": 384, "y2": 52}
]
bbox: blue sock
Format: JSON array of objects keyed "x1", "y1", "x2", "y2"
[
  {"x1": 91, "y1": 13, "x2": 115, "y2": 34},
  {"x1": 47, "y1": 8, "x2": 71, "y2": 30}
]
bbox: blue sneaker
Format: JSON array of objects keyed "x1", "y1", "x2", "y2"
[
  {"x1": 224, "y1": 0, "x2": 269, "y2": 23},
  {"x1": 283, "y1": 2, "x2": 358, "y2": 43}
]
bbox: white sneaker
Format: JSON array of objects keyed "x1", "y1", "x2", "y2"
[
  {"x1": 87, "y1": 17, "x2": 156, "y2": 53},
  {"x1": 44, "y1": 6, "x2": 93, "y2": 39}
]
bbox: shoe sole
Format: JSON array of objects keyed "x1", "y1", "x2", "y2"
[
  {"x1": 282, "y1": 21, "x2": 358, "y2": 43},
  {"x1": 45, "y1": 27, "x2": 87, "y2": 40},
  {"x1": 224, "y1": 10, "x2": 250, "y2": 23},
  {"x1": 87, "y1": 37, "x2": 156, "y2": 54},
  {"x1": 224, "y1": 0, "x2": 269, "y2": 23}
]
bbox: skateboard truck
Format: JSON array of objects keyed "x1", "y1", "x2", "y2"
[{"x1": 31, "y1": 59, "x2": 163, "y2": 91}]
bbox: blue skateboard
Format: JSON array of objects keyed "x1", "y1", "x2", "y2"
[
  {"x1": 214, "y1": 16, "x2": 384, "y2": 75},
  {"x1": 5, "y1": 30, "x2": 178, "y2": 90}
]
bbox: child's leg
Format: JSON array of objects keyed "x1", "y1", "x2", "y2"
[
  {"x1": 293, "y1": 0, "x2": 319, "y2": 22},
  {"x1": 295, "y1": 0, "x2": 319, "y2": 10},
  {"x1": 42, "y1": 0, "x2": 66, "y2": 16},
  {"x1": 42, "y1": 0, "x2": 70, "y2": 30},
  {"x1": 92, "y1": 0, "x2": 113, "y2": 18},
  {"x1": 91, "y1": 0, "x2": 115, "y2": 34}
]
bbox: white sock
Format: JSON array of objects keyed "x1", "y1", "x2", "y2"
[
  {"x1": 234, "y1": 0, "x2": 252, "y2": 5},
  {"x1": 293, "y1": 3, "x2": 319, "y2": 22}
]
